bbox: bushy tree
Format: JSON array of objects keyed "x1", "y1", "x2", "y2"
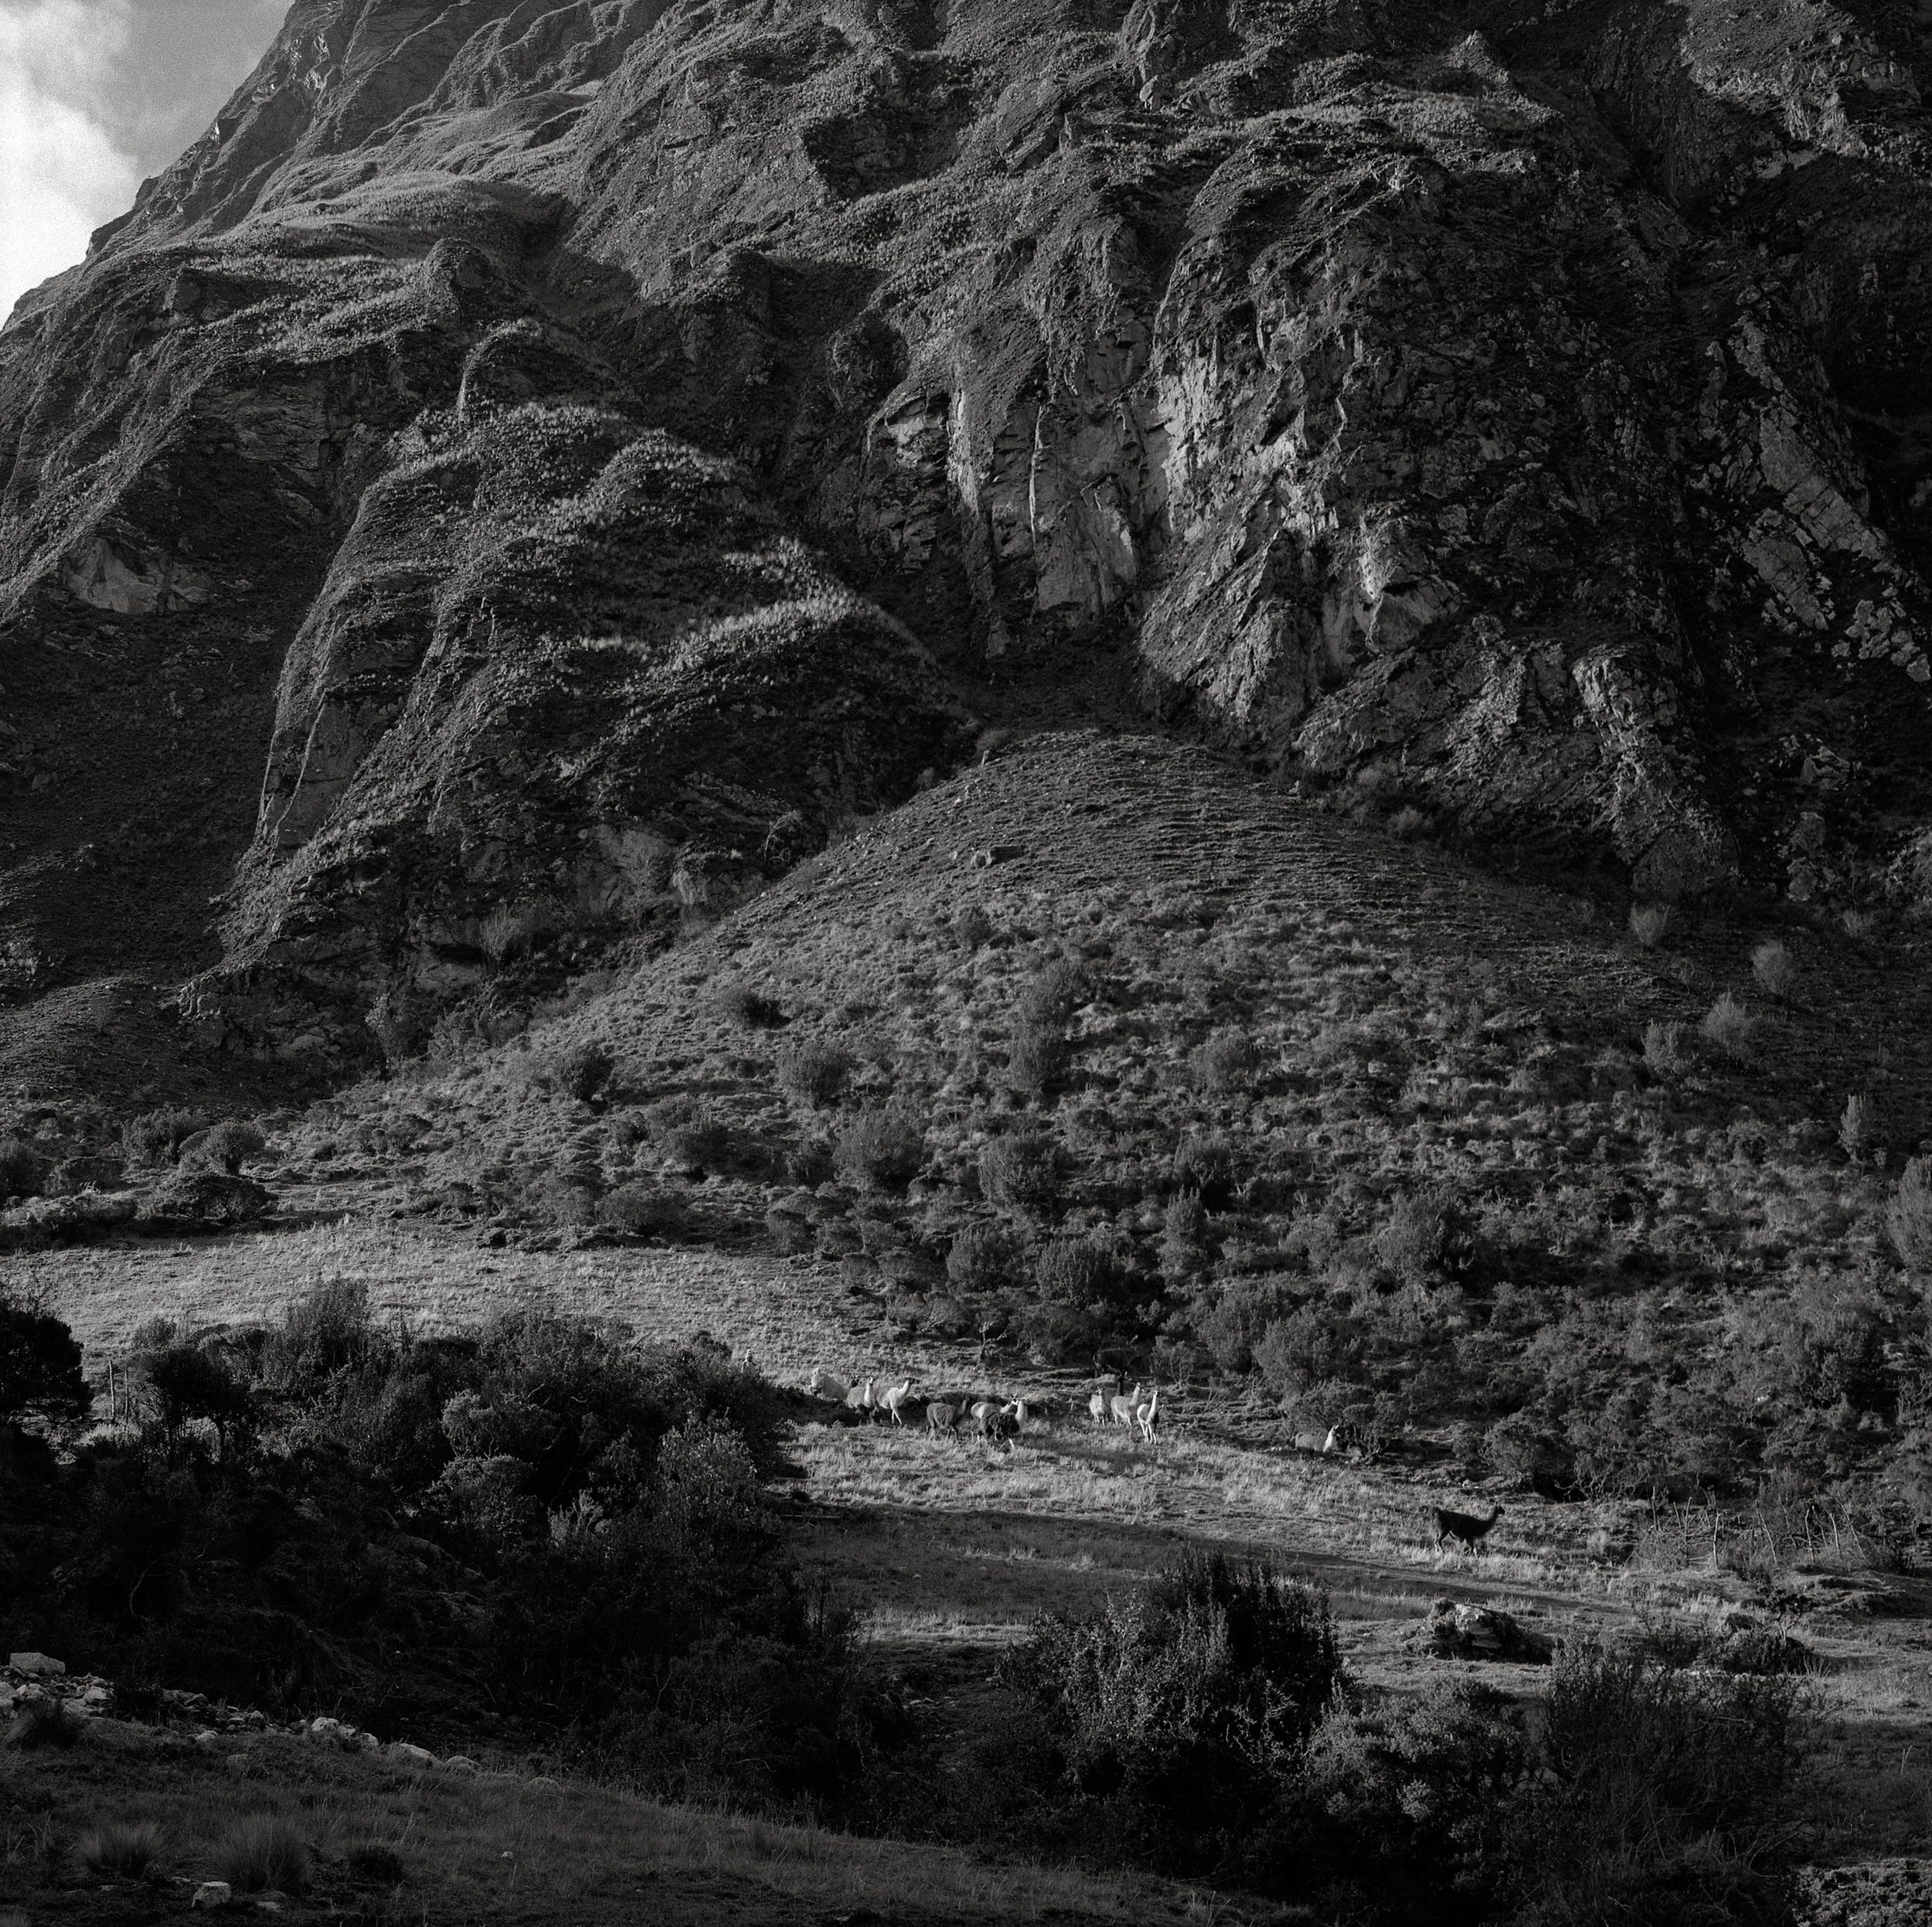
[{"x1": 0, "y1": 1287, "x2": 88, "y2": 1424}]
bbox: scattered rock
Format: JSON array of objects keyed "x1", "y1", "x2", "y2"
[
  {"x1": 440, "y1": 1755, "x2": 481, "y2": 1775},
  {"x1": 191, "y1": 1881, "x2": 233, "y2": 1910},
  {"x1": 384, "y1": 1741, "x2": 437, "y2": 1768},
  {"x1": 7, "y1": 1653, "x2": 64, "y2": 1678}
]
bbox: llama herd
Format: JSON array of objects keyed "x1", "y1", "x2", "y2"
[{"x1": 808, "y1": 1370, "x2": 1163, "y2": 1445}]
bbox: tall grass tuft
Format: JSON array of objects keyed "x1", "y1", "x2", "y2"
[
  {"x1": 77, "y1": 1822, "x2": 165, "y2": 1880},
  {"x1": 213, "y1": 1815, "x2": 310, "y2": 1895}
]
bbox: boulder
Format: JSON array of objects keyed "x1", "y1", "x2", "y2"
[
  {"x1": 384, "y1": 1741, "x2": 437, "y2": 1768},
  {"x1": 1406, "y1": 1600, "x2": 1554, "y2": 1664},
  {"x1": 191, "y1": 1881, "x2": 233, "y2": 1909},
  {"x1": 8, "y1": 1653, "x2": 64, "y2": 1678}
]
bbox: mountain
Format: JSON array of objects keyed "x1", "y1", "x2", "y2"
[{"x1": 2, "y1": 0, "x2": 1930, "y2": 1094}]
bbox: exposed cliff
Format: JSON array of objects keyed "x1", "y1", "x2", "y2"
[{"x1": 3, "y1": 0, "x2": 1930, "y2": 1080}]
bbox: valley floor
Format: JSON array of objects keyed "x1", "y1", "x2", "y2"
[{"x1": 22, "y1": 1219, "x2": 1932, "y2": 1919}]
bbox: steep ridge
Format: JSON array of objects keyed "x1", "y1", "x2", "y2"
[{"x1": 2, "y1": 0, "x2": 1930, "y2": 1091}]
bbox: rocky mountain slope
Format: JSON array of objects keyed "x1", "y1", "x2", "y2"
[{"x1": 3, "y1": 0, "x2": 1931, "y2": 1091}]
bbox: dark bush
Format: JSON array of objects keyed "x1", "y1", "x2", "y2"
[
  {"x1": 1034, "y1": 1233, "x2": 1121, "y2": 1307},
  {"x1": 1192, "y1": 1030, "x2": 1258, "y2": 1095},
  {"x1": 777, "y1": 1040, "x2": 853, "y2": 1108},
  {"x1": 999, "y1": 1552, "x2": 1342, "y2": 1874},
  {"x1": 1019, "y1": 962, "x2": 1090, "y2": 1030},
  {"x1": 597, "y1": 1182, "x2": 687, "y2": 1238},
  {"x1": 1498, "y1": 1639, "x2": 1802, "y2": 1925},
  {"x1": 655, "y1": 1108, "x2": 733, "y2": 1177},
  {"x1": 1171, "y1": 1132, "x2": 1235, "y2": 1208},
  {"x1": 947, "y1": 1221, "x2": 1028, "y2": 1294},
  {"x1": 274, "y1": 1278, "x2": 375, "y2": 1383},
  {"x1": 0, "y1": 1134, "x2": 47, "y2": 1199},
  {"x1": 1007, "y1": 1020, "x2": 1070, "y2": 1095},
  {"x1": 979, "y1": 1133, "x2": 1060, "y2": 1214},
  {"x1": 0, "y1": 1287, "x2": 88, "y2": 1422},
  {"x1": 557, "y1": 1042, "x2": 617, "y2": 1102},
  {"x1": 186, "y1": 1121, "x2": 267, "y2": 1175},
  {"x1": 714, "y1": 982, "x2": 786, "y2": 1030},
  {"x1": 122, "y1": 1107, "x2": 204, "y2": 1167},
  {"x1": 213, "y1": 1816, "x2": 310, "y2": 1895},
  {"x1": 137, "y1": 1343, "x2": 254, "y2": 1455},
  {"x1": 1255, "y1": 1308, "x2": 1360, "y2": 1398},
  {"x1": 834, "y1": 1109, "x2": 925, "y2": 1193}
]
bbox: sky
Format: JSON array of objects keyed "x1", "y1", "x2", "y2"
[{"x1": 1, "y1": 0, "x2": 291, "y2": 320}]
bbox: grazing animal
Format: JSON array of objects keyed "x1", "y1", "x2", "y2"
[
  {"x1": 809, "y1": 1369, "x2": 848, "y2": 1403},
  {"x1": 1108, "y1": 1381, "x2": 1145, "y2": 1428},
  {"x1": 924, "y1": 1401, "x2": 959, "y2": 1438},
  {"x1": 1088, "y1": 1377, "x2": 1117, "y2": 1424},
  {"x1": 1135, "y1": 1384, "x2": 1161, "y2": 1444},
  {"x1": 1292, "y1": 1427, "x2": 1338, "y2": 1455},
  {"x1": 878, "y1": 1378, "x2": 914, "y2": 1425},
  {"x1": 1433, "y1": 1504, "x2": 1505, "y2": 1552},
  {"x1": 845, "y1": 1378, "x2": 876, "y2": 1423},
  {"x1": 968, "y1": 1398, "x2": 1004, "y2": 1440},
  {"x1": 990, "y1": 1403, "x2": 1022, "y2": 1447}
]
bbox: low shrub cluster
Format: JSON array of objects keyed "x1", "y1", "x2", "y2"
[
  {"x1": 951, "y1": 1554, "x2": 1804, "y2": 1923},
  {"x1": 0, "y1": 1279, "x2": 871, "y2": 1813}
]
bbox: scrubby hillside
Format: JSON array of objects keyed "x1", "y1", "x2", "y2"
[{"x1": 5, "y1": 0, "x2": 1932, "y2": 1098}]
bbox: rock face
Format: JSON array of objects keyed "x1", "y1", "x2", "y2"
[{"x1": 4, "y1": 0, "x2": 1930, "y2": 1067}]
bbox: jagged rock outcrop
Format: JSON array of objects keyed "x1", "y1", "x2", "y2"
[{"x1": 4, "y1": 0, "x2": 1930, "y2": 1067}]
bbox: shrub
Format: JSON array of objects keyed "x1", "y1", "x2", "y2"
[
  {"x1": 1699, "y1": 991, "x2": 1755, "y2": 1060},
  {"x1": 1019, "y1": 962, "x2": 1090, "y2": 1031},
  {"x1": 276, "y1": 1277, "x2": 374, "y2": 1381},
  {"x1": 1255, "y1": 1309, "x2": 1359, "y2": 1397},
  {"x1": 345, "y1": 1844, "x2": 406, "y2": 1884},
  {"x1": 1372, "y1": 1193, "x2": 1442, "y2": 1283},
  {"x1": 999, "y1": 1553, "x2": 1342, "y2": 1867},
  {"x1": 0, "y1": 1286, "x2": 88, "y2": 1422},
  {"x1": 953, "y1": 905, "x2": 995, "y2": 949},
  {"x1": 1387, "y1": 805, "x2": 1428, "y2": 839},
  {"x1": 1750, "y1": 938, "x2": 1794, "y2": 998},
  {"x1": 122, "y1": 1107, "x2": 202, "y2": 1166},
  {"x1": 1034, "y1": 1233, "x2": 1119, "y2": 1306},
  {"x1": 1192, "y1": 1029, "x2": 1257, "y2": 1095},
  {"x1": 1160, "y1": 1192, "x2": 1209, "y2": 1281},
  {"x1": 1889, "y1": 1156, "x2": 1932, "y2": 1275},
  {"x1": 1628, "y1": 903, "x2": 1671, "y2": 948},
  {"x1": 979, "y1": 1133, "x2": 1059, "y2": 1214},
  {"x1": 556, "y1": 1042, "x2": 617, "y2": 1102},
  {"x1": 655, "y1": 1108, "x2": 733, "y2": 1176},
  {"x1": 186, "y1": 1121, "x2": 267, "y2": 1175},
  {"x1": 213, "y1": 1816, "x2": 310, "y2": 1895},
  {"x1": 713, "y1": 982, "x2": 785, "y2": 1030},
  {"x1": 0, "y1": 1134, "x2": 47, "y2": 1198},
  {"x1": 1171, "y1": 1132, "x2": 1235, "y2": 1208},
  {"x1": 596, "y1": 1182, "x2": 686, "y2": 1238},
  {"x1": 1499, "y1": 1639, "x2": 1801, "y2": 1924},
  {"x1": 776, "y1": 1040, "x2": 853, "y2": 1108},
  {"x1": 1642, "y1": 1019, "x2": 1694, "y2": 1080},
  {"x1": 947, "y1": 1221, "x2": 1028, "y2": 1294},
  {"x1": 77, "y1": 1821, "x2": 165, "y2": 1879},
  {"x1": 1007, "y1": 1019, "x2": 1071, "y2": 1095},
  {"x1": 834, "y1": 1108, "x2": 925, "y2": 1192},
  {"x1": 526, "y1": 1172, "x2": 600, "y2": 1226},
  {"x1": 764, "y1": 1200, "x2": 812, "y2": 1254}
]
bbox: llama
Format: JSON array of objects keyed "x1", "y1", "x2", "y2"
[
  {"x1": 924, "y1": 1400, "x2": 960, "y2": 1438},
  {"x1": 1292, "y1": 1427, "x2": 1338, "y2": 1454},
  {"x1": 1432, "y1": 1503, "x2": 1505, "y2": 1553},
  {"x1": 844, "y1": 1377, "x2": 876, "y2": 1423},
  {"x1": 878, "y1": 1378, "x2": 914, "y2": 1425},
  {"x1": 1108, "y1": 1382, "x2": 1145, "y2": 1428},
  {"x1": 1135, "y1": 1384, "x2": 1161, "y2": 1444},
  {"x1": 809, "y1": 1368, "x2": 848, "y2": 1403}
]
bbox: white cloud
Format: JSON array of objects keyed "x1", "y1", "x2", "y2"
[
  {"x1": 0, "y1": 1, "x2": 141, "y2": 320},
  {"x1": 0, "y1": 0, "x2": 291, "y2": 322}
]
